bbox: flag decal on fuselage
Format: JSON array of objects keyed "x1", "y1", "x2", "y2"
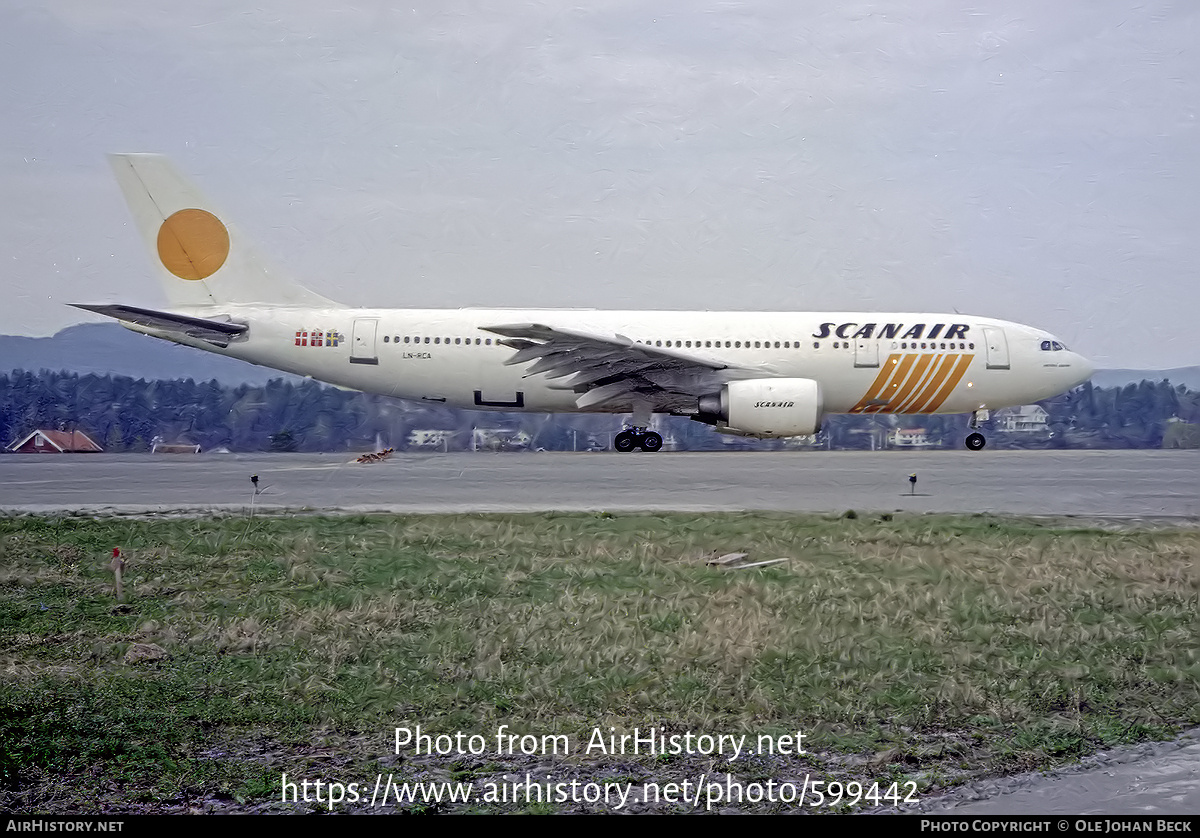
[{"x1": 294, "y1": 329, "x2": 343, "y2": 347}]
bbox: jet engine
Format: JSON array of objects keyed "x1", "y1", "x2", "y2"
[{"x1": 695, "y1": 378, "x2": 823, "y2": 438}]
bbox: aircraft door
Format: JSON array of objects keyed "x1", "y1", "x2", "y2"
[
  {"x1": 982, "y1": 326, "x2": 1010, "y2": 370},
  {"x1": 854, "y1": 339, "x2": 879, "y2": 368},
  {"x1": 350, "y1": 318, "x2": 379, "y2": 365}
]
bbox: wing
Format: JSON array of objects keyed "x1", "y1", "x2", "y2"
[{"x1": 483, "y1": 323, "x2": 744, "y2": 413}]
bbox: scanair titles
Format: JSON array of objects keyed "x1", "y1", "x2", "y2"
[{"x1": 811, "y1": 322, "x2": 970, "y2": 341}]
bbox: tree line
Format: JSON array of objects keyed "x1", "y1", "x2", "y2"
[{"x1": 1, "y1": 370, "x2": 1197, "y2": 453}]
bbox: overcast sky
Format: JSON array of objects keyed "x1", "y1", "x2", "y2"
[{"x1": 2, "y1": 1, "x2": 1197, "y2": 369}]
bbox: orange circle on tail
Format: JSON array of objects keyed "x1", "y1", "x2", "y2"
[{"x1": 156, "y1": 208, "x2": 230, "y2": 280}]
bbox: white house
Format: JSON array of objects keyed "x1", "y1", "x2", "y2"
[
  {"x1": 887, "y1": 428, "x2": 933, "y2": 448},
  {"x1": 994, "y1": 405, "x2": 1050, "y2": 433},
  {"x1": 408, "y1": 429, "x2": 454, "y2": 449},
  {"x1": 472, "y1": 428, "x2": 532, "y2": 451}
]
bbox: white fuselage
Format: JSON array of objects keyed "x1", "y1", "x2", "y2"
[{"x1": 142, "y1": 307, "x2": 1093, "y2": 419}]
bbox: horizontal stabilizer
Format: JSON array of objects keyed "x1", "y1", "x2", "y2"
[{"x1": 70, "y1": 303, "x2": 247, "y2": 346}]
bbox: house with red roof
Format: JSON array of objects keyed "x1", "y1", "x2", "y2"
[{"x1": 8, "y1": 430, "x2": 104, "y2": 454}]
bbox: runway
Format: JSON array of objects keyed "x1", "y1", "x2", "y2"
[
  {"x1": 0, "y1": 449, "x2": 1197, "y2": 519},
  {"x1": 918, "y1": 729, "x2": 1200, "y2": 816}
]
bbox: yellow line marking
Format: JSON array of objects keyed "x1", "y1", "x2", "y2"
[
  {"x1": 849, "y1": 354, "x2": 903, "y2": 412},
  {"x1": 901, "y1": 353, "x2": 955, "y2": 413},
  {"x1": 917, "y1": 354, "x2": 975, "y2": 413},
  {"x1": 894, "y1": 352, "x2": 947, "y2": 413},
  {"x1": 862, "y1": 353, "x2": 918, "y2": 414},
  {"x1": 872, "y1": 353, "x2": 933, "y2": 414}
]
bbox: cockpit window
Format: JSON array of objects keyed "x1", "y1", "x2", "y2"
[
  {"x1": 1041, "y1": 340, "x2": 1052, "y2": 351},
  {"x1": 1041, "y1": 339, "x2": 1068, "y2": 352}
]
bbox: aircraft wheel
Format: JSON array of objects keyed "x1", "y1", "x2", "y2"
[
  {"x1": 965, "y1": 432, "x2": 986, "y2": 451},
  {"x1": 639, "y1": 431, "x2": 663, "y2": 452},
  {"x1": 614, "y1": 431, "x2": 637, "y2": 452}
]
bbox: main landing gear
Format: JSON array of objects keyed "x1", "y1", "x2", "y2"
[
  {"x1": 964, "y1": 409, "x2": 989, "y2": 451},
  {"x1": 614, "y1": 428, "x2": 663, "y2": 452}
]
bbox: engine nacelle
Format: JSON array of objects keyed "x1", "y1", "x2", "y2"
[{"x1": 696, "y1": 378, "x2": 823, "y2": 438}]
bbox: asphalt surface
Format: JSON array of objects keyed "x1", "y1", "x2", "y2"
[
  {"x1": 1, "y1": 449, "x2": 1198, "y2": 519},
  {"x1": 914, "y1": 731, "x2": 1200, "y2": 815},
  {"x1": 3, "y1": 448, "x2": 1198, "y2": 816}
]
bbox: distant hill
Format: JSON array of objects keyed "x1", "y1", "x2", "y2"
[
  {"x1": 1090, "y1": 367, "x2": 1200, "y2": 391},
  {"x1": 0, "y1": 323, "x2": 302, "y2": 385}
]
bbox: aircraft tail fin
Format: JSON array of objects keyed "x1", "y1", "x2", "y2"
[{"x1": 108, "y1": 154, "x2": 334, "y2": 309}]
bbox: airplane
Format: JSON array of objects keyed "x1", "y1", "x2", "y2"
[{"x1": 72, "y1": 154, "x2": 1094, "y2": 452}]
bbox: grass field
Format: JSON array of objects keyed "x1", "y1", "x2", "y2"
[{"x1": 1, "y1": 511, "x2": 1198, "y2": 813}]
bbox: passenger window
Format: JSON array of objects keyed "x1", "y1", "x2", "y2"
[
  {"x1": 383, "y1": 335, "x2": 390, "y2": 343},
  {"x1": 404, "y1": 336, "x2": 410, "y2": 344}
]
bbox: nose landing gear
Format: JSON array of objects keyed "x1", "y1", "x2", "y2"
[{"x1": 964, "y1": 409, "x2": 989, "y2": 451}]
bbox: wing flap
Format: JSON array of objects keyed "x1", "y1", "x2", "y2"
[
  {"x1": 488, "y1": 323, "x2": 730, "y2": 369},
  {"x1": 483, "y1": 322, "x2": 744, "y2": 414}
]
